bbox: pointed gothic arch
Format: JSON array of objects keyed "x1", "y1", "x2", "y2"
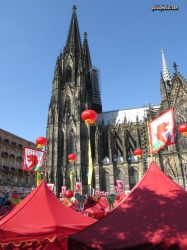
[
  {"x1": 100, "y1": 168, "x2": 110, "y2": 192},
  {"x1": 69, "y1": 128, "x2": 76, "y2": 154},
  {"x1": 129, "y1": 166, "x2": 139, "y2": 189},
  {"x1": 64, "y1": 95, "x2": 71, "y2": 119},
  {"x1": 115, "y1": 167, "x2": 124, "y2": 181}
]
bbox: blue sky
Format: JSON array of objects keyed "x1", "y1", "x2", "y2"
[{"x1": 0, "y1": 0, "x2": 186, "y2": 143}]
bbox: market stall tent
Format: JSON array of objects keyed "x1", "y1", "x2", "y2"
[
  {"x1": 0, "y1": 180, "x2": 95, "y2": 250},
  {"x1": 69, "y1": 162, "x2": 187, "y2": 250}
]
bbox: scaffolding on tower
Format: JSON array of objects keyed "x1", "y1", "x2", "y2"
[{"x1": 90, "y1": 66, "x2": 102, "y2": 106}]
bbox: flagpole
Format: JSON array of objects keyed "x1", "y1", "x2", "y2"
[{"x1": 147, "y1": 120, "x2": 154, "y2": 162}]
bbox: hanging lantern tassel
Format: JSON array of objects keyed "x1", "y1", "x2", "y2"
[
  {"x1": 81, "y1": 110, "x2": 98, "y2": 126},
  {"x1": 134, "y1": 148, "x2": 143, "y2": 158}
]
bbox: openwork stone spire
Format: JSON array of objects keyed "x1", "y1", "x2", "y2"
[
  {"x1": 161, "y1": 48, "x2": 171, "y2": 86},
  {"x1": 83, "y1": 31, "x2": 92, "y2": 70},
  {"x1": 65, "y1": 5, "x2": 82, "y2": 54}
]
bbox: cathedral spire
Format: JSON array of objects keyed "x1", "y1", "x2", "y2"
[
  {"x1": 65, "y1": 5, "x2": 82, "y2": 54},
  {"x1": 83, "y1": 32, "x2": 92, "y2": 70},
  {"x1": 161, "y1": 48, "x2": 171, "y2": 86}
]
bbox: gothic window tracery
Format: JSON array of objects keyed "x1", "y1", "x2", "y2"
[
  {"x1": 129, "y1": 167, "x2": 139, "y2": 189},
  {"x1": 127, "y1": 129, "x2": 137, "y2": 159},
  {"x1": 69, "y1": 129, "x2": 76, "y2": 154},
  {"x1": 175, "y1": 103, "x2": 187, "y2": 150},
  {"x1": 116, "y1": 168, "x2": 124, "y2": 180},
  {"x1": 65, "y1": 96, "x2": 71, "y2": 121},
  {"x1": 101, "y1": 169, "x2": 110, "y2": 192},
  {"x1": 66, "y1": 66, "x2": 72, "y2": 83}
]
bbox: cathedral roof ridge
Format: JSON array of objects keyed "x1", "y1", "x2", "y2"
[{"x1": 100, "y1": 104, "x2": 160, "y2": 114}]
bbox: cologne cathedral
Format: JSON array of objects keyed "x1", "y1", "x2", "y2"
[{"x1": 46, "y1": 6, "x2": 187, "y2": 196}]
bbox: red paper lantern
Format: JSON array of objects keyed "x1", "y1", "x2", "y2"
[
  {"x1": 81, "y1": 110, "x2": 98, "y2": 125},
  {"x1": 134, "y1": 148, "x2": 143, "y2": 158},
  {"x1": 115, "y1": 195, "x2": 120, "y2": 201},
  {"x1": 36, "y1": 137, "x2": 47, "y2": 148},
  {"x1": 64, "y1": 189, "x2": 74, "y2": 199},
  {"x1": 178, "y1": 124, "x2": 187, "y2": 136},
  {"x1": 68, "y1": 153, "x2": 77, "y2": 163}
]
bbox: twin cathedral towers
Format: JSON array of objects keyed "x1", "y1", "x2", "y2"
[{"x1": 46, "y1": 6, "x2": 187, "y2": 195}]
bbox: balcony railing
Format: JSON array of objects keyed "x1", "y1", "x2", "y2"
[
  {"x1": 18, "y1": 169, "x2": 23, "y2": 174},
  {"x1": 11, "y1": 141, "x2": 17, "y2": 146},
  {"x1": 9, "y1": 154, "x2": 15, "y2": 159},
  {"x1": 18, "y1": 144, "x2": 23, "y2": 149},
  {"x1": 2, "y1": 166, "x2": 9, "y2": 172},
  {"x1": 10, "y1": 167, "x2": 16, "y2": 172},
  {"x1": 4, "y1": 139, "x2": 9, "y2": 144},
  {"x1": 16, "y1": 156, "x2": 22, "y2": 161},
  {"x1": 1, "y1": 152, "x2": 8, "y2": 158}
]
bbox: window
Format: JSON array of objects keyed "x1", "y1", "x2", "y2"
[
  {"x1": 66, "y1": 66, "x2": 72, "y2": 83},
  {"x1": 129, "y1": 167, "x2": 139, "y2": 189},
  {"x1": 16, "y1": 162, "x2": 20, "y2": 169},
  {"x1": 65, "y1": 96, "x2": 71, "y2": 115},
  {"x1": 9, "y1": 161, "x2": 13, "y2": 168},
  {"x1": 14, "y1": 176, "x2": 18, "y2": 182},
  {"x1": 1, "y1": 159, "x2": 5, "y2": 166},
  {"x1": 69, "y1": 130, "x2": 75, "y2": 153}
]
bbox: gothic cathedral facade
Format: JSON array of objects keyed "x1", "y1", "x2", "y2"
[{"x1": 46, "y1": 6, "x2": 187, "y2": 196}]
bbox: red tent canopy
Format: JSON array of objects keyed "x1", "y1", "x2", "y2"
[
  {"x1": 0, "y1": 180, "x2": 95, "y2": 250},
  {"x1": 69, "y1": 162, "x2": 187, "y2": 250}
]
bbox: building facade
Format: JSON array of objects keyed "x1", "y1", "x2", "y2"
[
  {"x1": 46, "y1": 6, "x2": 187, "y2": 196},
  {"x1": 0, "y1": 128, "x2": 37, "y2": 195}
]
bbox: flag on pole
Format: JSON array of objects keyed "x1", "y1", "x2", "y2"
[
  {"x1": 69, "y1": 170, "x2": 74, "y2": 191},
  {"x1": 148, "y1": 108, "x2": 176, "y2": 153},
  {"x1": 22, "y1": 147, "x2": 46, "y2": 172},
  {"x1": 88, "y1": 140, "x2": 93, "y2": 185},
  {"x1": 37, "y1": 172, "x2": 41, "y2": 186}
]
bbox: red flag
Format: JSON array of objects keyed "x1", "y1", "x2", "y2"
[
  {"x1": 22, "y1": 147, "x2": 46, "y2": 172},
  {"x1": 148, "y1": 108, "x2": 176, "y2": 153}
]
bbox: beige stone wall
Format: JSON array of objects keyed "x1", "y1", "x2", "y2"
[{"x1": 0, "y1": 129, "x2": 37, "y2": 195}]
